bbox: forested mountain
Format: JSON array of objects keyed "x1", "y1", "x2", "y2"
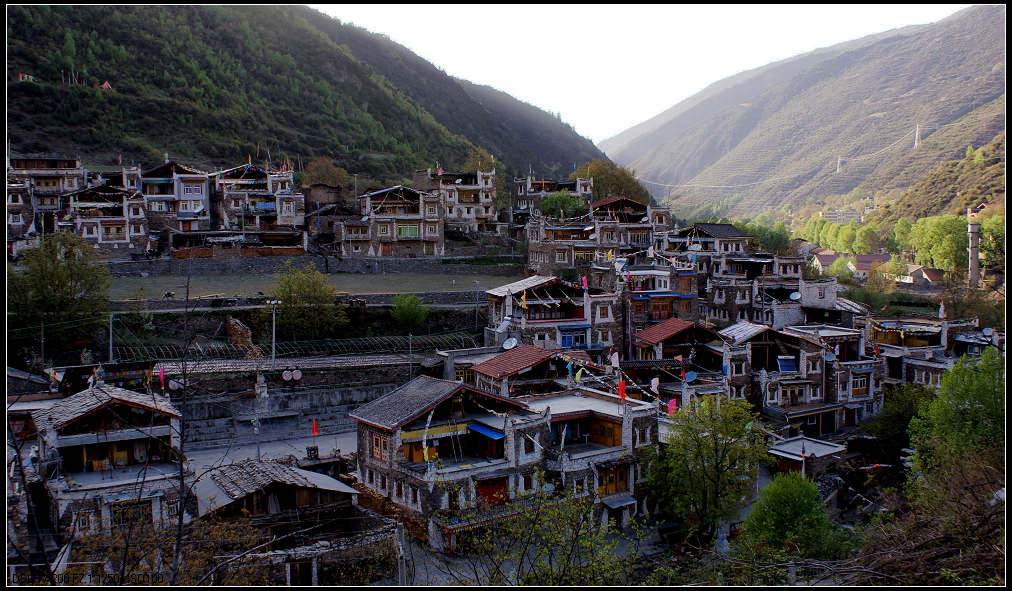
[
  {"x1": 5, "y1": 5, "x2": 604, "y2": 179},
  {"x1": 599, "y1": 5, "x2": 1006, "y2": 220}
]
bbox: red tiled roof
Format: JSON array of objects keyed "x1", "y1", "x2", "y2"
[
  {"x1": 634, "y1": 317, "x2": 696, "y2": 346},
  {"x1": 472, "y1": 344, "x2": 555, "y2": 379},
  {"x1": 851, "y1": 254, "x2": 891, "y2": 271}
]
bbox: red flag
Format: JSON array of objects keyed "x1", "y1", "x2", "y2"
[
  {"x1": 159, "y1": 368, "x2": 164, "y2": 389},
  {"x1": 881, "y1": 304, "x2": 888, "y2": 311},
  {"x1": 674, "y1": 355, "x2": 683, "y2": 362},
  {"x1": 311, "y1": 418, "x2": 319, "y2": 436},
  {"x1": 680, "y1": 368, "x2": 686, "y2": 379},
  {"x1": 873, "y1": 344, "x2": 880, "y2": 356},
  {"x1": 617, "y1": 380, "x2": 626, "y2": 402},
  {"x1": 668, "y1": 398, "x2": 677, "y2": 416}
]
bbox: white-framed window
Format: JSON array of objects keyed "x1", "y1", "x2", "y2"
[
  {"x1": 732, "y1": 361, "x2": 745, "y2": 376},
  {"x1": 807, "y1": 415, "x2": 818, "y2": 425},
  {"x1": 131, "y1": 224, "x2": 144, "y2": 234},
  {"x1": 8, "y1": 193, "x2": 21, "y2": 204},
  {"x1": 574, "y1": 477, "x2": 586, "y2": 494},
  {"x1": 427, "y1": 224, "x2": 436, "y2": 234},
  {"x1": 818, "y1": 288, "x2": 826, "y2": 299},
  {"x1": 427, "y1": 206, "x2": 436, "y2": 215},
  {"x1": 379, "y1": 225, "x2": 389, "y2": 235},
  {"x1": 853, "y1": 376, "x2": 868, "y2": 390},
  {"x1": 164, "y1": 499, "x2": 179, "y2": 517},
  {"x1": 282, "y1": 201, "x2": 294, "y2": 215},
  {"x1": 808, "y1": 359, "x2": 819, "y2": 373},
  {"x1": 8, "y1": 213, "x2": 22, "y2": 224},
  {"x1": 555, "y1": 250, "x2": 567, "y2": 263},
  {"x1": 83, "y1": 226, "x2": 96, "y2": 237},
  {"x1": 231, "y1": 199, "x2": 242, "y2": 209},
  {"x1": 179, "y1": 200, "x2": 191, "y2": 212},
  {"x1": 76, "y1": 511, "x2": 92, "y2": 532},
  {"x1": 767, "y1": 386, "x2": 777, "y2": 404}
]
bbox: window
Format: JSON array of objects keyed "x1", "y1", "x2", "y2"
[
  {"x1": 818, "y1": 288, "x2": 826, "y2": 299},
  {"x1": 379, "y1": 225, "x2": 389, "y2": 234},
  {"x1": 733, "y1": 362, "x2": 745, "y2": 376},
  {"x1": 637, "y1": 427, "x2": 649, "y2": 446},
  {"x1": 807, "y1": 416, "x2": 818, "y2": 425},
  {"x1": 575, "y1": 477, "x2": 586, "y2": 493},
  {"x1": 368, "y1": 469, "x2": 374, "y2": 484},
  {"x1": 396, "y1": 481, "x2": 403, "y2": 498},
  {"x1": 83, "y1": 226, "x2": 96, "y2": 237},
  {"x1": 466, "y1": 207, "x2": 472, "y2": 215},
  {"x1": 523, "y1": 473, "x2": 533, "y2": 491},
  {"x1": 427, "y1": 224, "x2": 437, "y2": 234},
  {"x1": 447, "y1": 207, "x2": 454, "y2": 215},
  {"x1": 132, "y1": 224, "x2": 144, "y2": 234},
  {"x1": 766, "y1": 386, "x2": 777, "y2": 404},
  {"x1": 76, "y1": 512, "x2": 92, "y2": 532},
  {"x1": 808, "y1": 359, "x2": 819, "y2": 373},
  {"x1": 112, "y1": 500, "x2": 152, "y2": 528},
  {"x1": 524, "y1": 434, "x2": 534, "y2": 454},
  {"x1": 411, "y1": 486, "x2": 418, "y2": 504},
  {"x1": 598, "y1": 305, "x2": 609, "y2": 318},
  {"x1": 231, "y1": 199, "x2": 241, "y2": 208},
  {"x1": 427, "y1": 206, "x2": 436, "y2": 215},
  {"x1": 381, "y1": 474, "x2": 387, "y2": 491},
  {"x1": 9, "y1": 193, "x2": 21, "y2": 204},
  {"x1": 370, "y1": 433, "x2": 388, "y2": 461},
  {"x1": 8, "y1": 214, "x2": 22, "y2": 224},
  {"x1": 555, "y1": 250, "x2": 567, "y2": 263},
  {"x1": 853, "y1": 376, "x2": 868, "y2": 390},
  {"x1": 397, "y1": 224, "x2": 419, "y2": 237},
  {"x1": 282, "y1": 202, "x2": 294, "y2": 215},
  {"x1": 164, "y1": 499, "x2": 179, "y2": 517}
]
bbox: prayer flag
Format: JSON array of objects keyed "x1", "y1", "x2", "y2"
[
  {"x1": 521, "y1": 290, "x2": 527, "y2": 309},
  {"x1": 159, "y1": 368, "x2": 165, "y2": 389},
  {"x1": 650, "y1": 376, "x2": 660, "y2": 395},
  {"x1": 575, "y1": 367, "x2": 583, "y2": 383},
  {"x1": 607, "y1": 249, "x2": 613, "y2": 262},
  {"x1": 668, "y1": 398, "x2": 677, "y2": 416},
  {"x1": 873, "y1": 344, "x2": 880, "y2": 356},
  {"x1": 581, "y1": 275, "x2": 588, "y2": 290},
  {"x1": 680, "y1": 368, "x2": 686, "y2": 379},
  {"x1": 881, "y1": 304, "x2": 888, "y2": 311},
  {"x1": 311, "y1": 418, "x2": 319, "y2": 436},
  {"x1": 618, "y1": 380, "x2": 626, "y2": 402},
  {"x1": 674, "y1": 355, "x2": 683, "y2": 362},
  {"x1": 648, "y1": 246, "x2": 654, "y2": 258}
]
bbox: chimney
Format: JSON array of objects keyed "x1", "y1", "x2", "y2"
[{"x1": 967, "y1": 208, "x2": 981, "y2": 288}]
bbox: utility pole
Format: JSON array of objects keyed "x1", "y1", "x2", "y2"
[
  {"x1": 408, "y1": 333, "x2": 413, "y2": 380},
  {"x1": 254, "y1": 373, "x2": 267, "y2": 461},
  {"x1": 108, "y1": 313, "x2": 115, "y2": 363},
  {"x1": 267, "y1": 299, "x2": 282, "y2": 369},
  {"x1": 914, "y1": 124, "x2": 920, "y2": 148},
  {"x1": 474, "y1": 280, "x2": 480, "y2": 330}
]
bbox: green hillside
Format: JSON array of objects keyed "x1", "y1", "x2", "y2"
[
  {"x1": 5, "y1": 5, "x2": 604, "y2": 179},
  {"x1": 599, "y1": 5, "x2": 1005, "y2": 219}
]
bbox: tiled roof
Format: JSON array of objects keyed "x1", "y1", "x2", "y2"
[
  {"x1": 486, "y1": 275, "x2": 557, "y2": 297},
  {"x1": 193, "y1": 459, "x2": 357, "y2": 517},
  {"x1": 634, "y1": 317, "x2": 697, "y2": 346},
  {"x1": 348, "y1": 375, "x2": 466, "y2": 430},
  {"x1": 814, "y1": 253, "x2": 839, "y2": 267},
  {"x1": 589, "y1": 195, "x2": 645, "y2": 209},
  {"x1": 30, "y1": 384, "x2": 180, "y2": 431},
  {"x1": 472, "y1": 344, "x2": 555, "y2": 379},
  {"x1": 688, "y1": 223, "x2": 751, "y2": 239},
  {"x1": 851, "y1": 254, "x2": 891, "y2": 271}
]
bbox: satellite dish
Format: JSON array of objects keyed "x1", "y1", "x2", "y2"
[
  {"x1": 292, "y1": 369, "x2": 302, "y2": 381},
  {"x1": 789, "y1": 292, "x2": 802, "y2": 301},
  {"x1": 825, "y1": 352, "x2": 837, "y2": 362},
  {"x1": 282, "y1": 370, "x2": 293, "y2": 381},
  {"x1": 588, "y1": 233, "x2": 597, "y2": 239},
  {"x1": 640, "y1": 216, "x2": 649, "y2": 223},
  {"x1": 684, "y1": 371, "x2": 697, "y2": 383},
  {"x1": 688, "y1": 244, "x2": 702, "y2": 251},
  {"x1": 455, "y1": 178, "x2": 463, "y2": 184},
  {"x1": 502, "y1": 337, "x2": 518, "y2": 350},
  {"x1": 169, "y1": 379, "x2": 181, "y2": 391},
  {"x1": 983, "y1": 327, "x2": 994, "y2": 336}
]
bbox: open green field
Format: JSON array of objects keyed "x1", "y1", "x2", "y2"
[{"x1": 108, "y1": 272, "x2": 526, "y2": 300}]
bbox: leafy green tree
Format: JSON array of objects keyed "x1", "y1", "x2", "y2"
[
  {"x1": 390, "y1": 294, "x2": 429, "y2": 332},
  {"x1": 863, "y1": 384, "x2": 934, "y2": 460},
  {"x1": 834, "y1": 224, "x2": 856, "y2": 253},
  {"x1": 852, "y1": 223, "x2": 880, "y2": 254},
  {"x1": 979, "y1": 214, "x2": 1005, "y2": 268},
  {"x1": 540, "y1": 189, "x2": 586, "y2": 219},
  {"x1": 909, "y1": 348, "x2": 1004, "y2": 470},
  {"x1": 818, "y1": 222, "x2": 839, "y2": 250},
  {"x1": 645, "y1": 397, "x2": 768, "y2": 542},
  {"x1": 884, "y1": 254, "x2": 908, "y2": 277},
  {"x1": 908, "y1": 215, "x2": 968, "y2": 272},
  {"x1": 889, "y1": 218, "x2": 912, "y2": 253},
  {"x1": 7, "y1": 233, "x2": 112, "y2": 366},
  {"x1": 740, "y1": 472, "x2": 851, "y2": 559},
  {"x1": 263, "y1": 260, "x2": 346, "y2": 341},
  {"x1": 826, "y1": 256, "x2": 854, "y2": 284},
  {"x1": 301, "y1": 157, "x2": 350, "y2": 187},
  {"x1": 572, "y1": 159, "x2": 650, "y2": 204},
  {"x1": 965, "y1": 144, "x2": 974, "y2": 158}
]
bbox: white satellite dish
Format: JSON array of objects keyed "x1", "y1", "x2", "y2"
[
  {"x1": 983, "y1": 327, "x2": 994, "y2": 336},
  {"x1": 789, "y1": 292, "x2": 802, "y2": 301},
  {"x1": 292, "y1": 369, "x2": 302, "y2": 381},
  {"x1": 455, "y1": 178, "x2": 463, "y2": 184},
  {"x1": 588, "y1": 233, "x2": 597, "y2": 239},
  {"x1": 825, "y1": 352, "x2": 837, "y2": 362},
  {"x1": 688, "y1": 244, "x2": 702, "y2": 251},
  {"x1": 502, "y1": 337, "x2": 518, "y2": 350},
  {"x1": 282, "y1": 370, "x2": 293, "y2": 381},
  {"x1": 640, "y1": 216, "x2": 649, "y2": 223}
]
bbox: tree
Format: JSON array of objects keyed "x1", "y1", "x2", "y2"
[
  {"x1": 431, "y1": 470, "x2": 642, "y2": 585},
  {"x1": 645, "y1": 397, "x2": 768, "y2": 542},
  {"x1": 884, "y1": 254, "x2": 908, "y2": 278},
  {"x1": 818, "y1": 223, "x2": 839, "y2": 250},
  {"x1": 909, "y1": 348, "x2": 1004, "y2": 470},
  {"x1": 739, "y1": 472, "x2": 850, "y2": 559},
  {"x1": 390, "y1": 294, "x2": 429, "y2": 332},
  {"x1": 301, "y1": 157, "x2": 350, "y2": 187},
  {"x1": 826, "y1": 256, "x2": 854, "y2": 284},
  {"x1": 7, "y1": 232, "x2": 112, "y2": 366},
  {"x1": 834, "y1": 225, "x2": 856, "y2": 254},
  {"x1": 862, "y1": 384, "x2": 934, "y2": 460},
  {"x1": 979, "y1": 214, "x2": 1005, "y2": 268},
  {"x1": 889, "y1": 218, "x2": 912, "y2": 253},
  {"x1": 852, "y1": 223, "x2": 880, "y2": 254},
  {"x1": 572, "y1": 159, "x2": 650, "y2": 204},
  {"x1": 263, "y1": 260, "x2": 346, "y2": 341},
  {"x1": 540, "y1": 189, "x2": 586, "y2": 219}
]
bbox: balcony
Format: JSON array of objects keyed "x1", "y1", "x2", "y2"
[{"x1": 544, "y1": 442, "x2": 626, "y2": 472}]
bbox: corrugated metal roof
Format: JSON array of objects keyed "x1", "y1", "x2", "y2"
[
  {"x1": 486, "y1": 275, "x2": 557, "y2": 297},
  {"x1": 718, "y1": 321, "x2": 770, "y2": 345}
]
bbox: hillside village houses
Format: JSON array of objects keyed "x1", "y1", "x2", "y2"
[{"x1": 7, "y1": 148, "x2": 1006, "y2": 568}]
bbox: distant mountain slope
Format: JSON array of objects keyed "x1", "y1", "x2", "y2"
[
  {"x1": 294, "y1": 6, "x2": 607, "y2": 177},
  {"x1": 5, "y1": 5, "x2": 604, "y2": 179},
  {"x1": 600, "y1": 5, "x2": 1005, "y2": 219}
]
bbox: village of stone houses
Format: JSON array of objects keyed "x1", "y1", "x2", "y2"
[
  {"x1": 4, "y1": 6, "x2": 1006, "y2": 585},
  {"x1": 7, "y1": 150, "x2": 1004, "y2": 585}
]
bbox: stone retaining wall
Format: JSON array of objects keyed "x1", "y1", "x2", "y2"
[
  {"x1": 105, "y1": 254, "x2": 523, "y2": 277},
  {"x1": 109, "y1": 290, "x2": 488, "y2": 311}
]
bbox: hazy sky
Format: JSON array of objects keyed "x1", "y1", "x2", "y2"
[{"x1": 311, "y1": 4, "x2": 969, "y2": 146}]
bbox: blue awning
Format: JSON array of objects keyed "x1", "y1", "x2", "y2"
[
  {"x1": 648, "y1": 292, "x2": 683, "y2": 297},
  {"x1": 559, "y1": 324, "x2": 591, "y2": 330},
  {"x1": 469, "y1": 424, "x2": 505, "y2": 440}
]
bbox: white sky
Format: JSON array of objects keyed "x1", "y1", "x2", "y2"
[{"x1": 310, "y1": 4, "x2": 969, "y2": 145}]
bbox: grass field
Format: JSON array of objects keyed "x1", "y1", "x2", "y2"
[{"x1": 108, "y1": 272, "x2": 526, "y2": 300}]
